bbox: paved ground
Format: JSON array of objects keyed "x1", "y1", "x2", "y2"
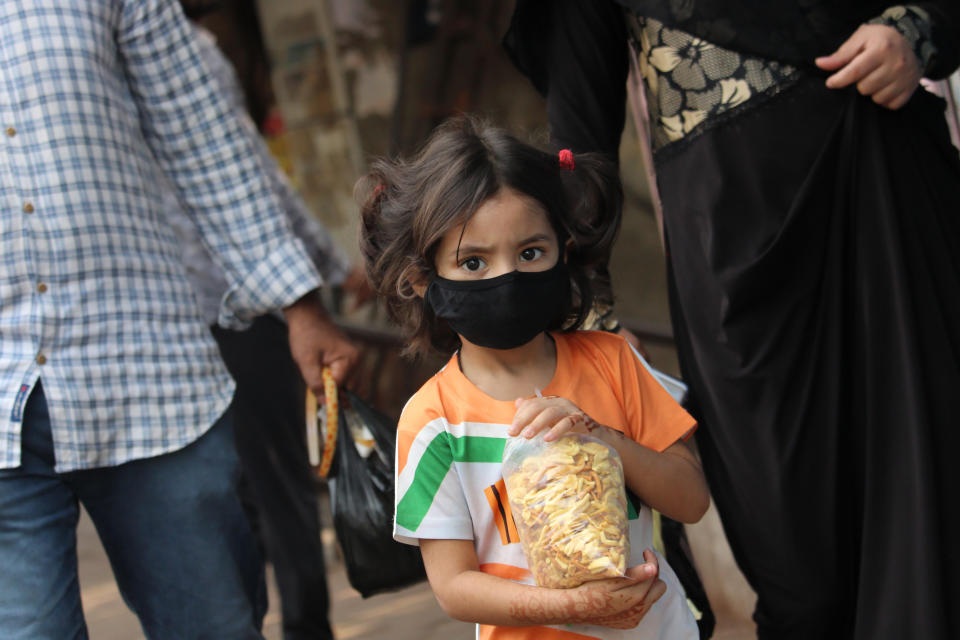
[
  {"x1": 77, "y1": 508, "x2": 471, "y2": 640},
  {"x1": 78, "y1": 503, "x2": 756, "y2": 639}
]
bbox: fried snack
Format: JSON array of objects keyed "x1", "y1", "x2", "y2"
[{"x1": 502, "y1": 434, "x2": 629, "y2": 589}]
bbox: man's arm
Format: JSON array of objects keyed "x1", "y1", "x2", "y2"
[
  {"x1": 117, "y1": 0, "x2": 357, "y2": 387},
  {"x1": 189, "y1": 24, "x2": 351, "y2": 289},
  {"x1": 117, "y1": 0, "x2": 319, "y2": 326}
]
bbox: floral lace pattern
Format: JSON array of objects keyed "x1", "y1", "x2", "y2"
[
  {"x1": 627, "y1": 13, "x2": 798, "y2": 151},
  {"x1": 627, "y1": 6, "x2": 934, "y2": 153}
]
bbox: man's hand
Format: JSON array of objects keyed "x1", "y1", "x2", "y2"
[
  {"x1": 815, "y1": 24, "x2": 922, "y2": 110},
  {"x1": 283, "y1": 290, "x2": 359, "y2": 397}
]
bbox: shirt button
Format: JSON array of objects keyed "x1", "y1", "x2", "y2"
[
  {"x1": 5, "y1": 126, "x2": 15, "y2": 137},
  {"x1": 37, "y1": 283, "x2": 47, "y2": 293},
  {"x1": 36, "y1": 354, "x2": 47, "y2": 365},
  {"x1": 23, "y1": 202, "x2": 34, "y2": 214}
]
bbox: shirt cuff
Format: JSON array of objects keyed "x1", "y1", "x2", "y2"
[
  {"x1": 869, "y1": 5, "x2": 936, "y2": 73},
  {"x1": 218, "y1": 237, "x2": 323, "y2": 329}
]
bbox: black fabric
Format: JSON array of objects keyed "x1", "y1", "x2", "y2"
[
  {"x1": 212, "y1": 316, "x2": 334, "y2": 640},
  {"x1": 503, "y1": 0, "x2": 629, "y2": 162},
  {"x1": 503, "y1": 0, "x2": 960, "y2": 161},
  {"x1": 918, "y1": 2, "x2": 960, "y2": 78},
  {"x1": 505, "y1": 3, "x2": 960, "y2": 636},
  {"x1": 658, "y1": 78, "x2": 960, "y2": 639},
  {"x1": 425, "y1": 260, "x2": 571, "y2": 350},
  {"x1": 613, "y1": 0, "x2": 960, "y2": 77},
  {"x1": 506, "y1": 1, "x2": 960, "y2": 93}
]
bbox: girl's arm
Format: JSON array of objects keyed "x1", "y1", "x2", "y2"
[
  {"x1": 595, "y1": 430, "x2": 709, "y2": 525},
  {"x1": 419, "y1": 538, "x2": 666, "y2": 629},
  {"x1": 510, "y1": 397, "x2": 710, "y2": 524}
]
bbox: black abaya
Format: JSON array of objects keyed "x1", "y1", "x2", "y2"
[
  {"x1": 505, "y1": 2, "x2": 960, "y2": 638},
  {"x1": 659, "y1": 76, "x2": 960, "y2": 639}
]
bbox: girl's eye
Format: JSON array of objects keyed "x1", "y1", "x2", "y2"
[
  {"x1": 519, "y1": 247, "x2": 544, "y2": 262},
  {"x1": 461, "y1": 257, "x2": 485, "y2": 272}
]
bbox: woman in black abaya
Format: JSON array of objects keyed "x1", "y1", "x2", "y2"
[{"x1": 506, "y1": 3, "x2": 960, "y2": 639}]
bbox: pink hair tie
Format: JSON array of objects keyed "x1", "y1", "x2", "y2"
[{"x1": 558, "y1": 149, "x2": 575, "y2": 171}]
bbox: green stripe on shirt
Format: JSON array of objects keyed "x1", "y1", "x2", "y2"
[
  {"x1": 396, "y1": 433, "x2": 505, "y2": 532},
  {"x1": 397, "y1": 432, "x2": 641, "y2": 531}
]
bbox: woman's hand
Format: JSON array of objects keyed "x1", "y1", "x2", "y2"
[
  {"x1": 508, "y1": 396, "x2": 607, "y2": 442},
  {"x1": 815, "y1": 24, "x2": 922, "y2": 110}
]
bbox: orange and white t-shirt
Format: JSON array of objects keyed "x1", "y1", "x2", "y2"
[{"x1": 394, "y1": 331, "x2": 699, "y2": 640}]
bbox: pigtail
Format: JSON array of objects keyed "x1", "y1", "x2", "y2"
[
  {"x1": 357, "y1": 171, "x2": 400, "y2": 301},
  {"x1": 555, "y1": 149, "x2": 623, "y2": 320},
  {"x1": 355, "y1": 157, "x2": 460, "y2": 359},
  {"x1": 355, "y1": 172, "x2": 384, "y2": 286}
]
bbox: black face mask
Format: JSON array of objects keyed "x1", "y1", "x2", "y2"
[{"x1": 425, "y1": 259, "x2": 570, "y2": 350}]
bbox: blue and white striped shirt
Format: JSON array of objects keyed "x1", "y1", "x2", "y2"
[{"x1": 0, "y1": 0, "x2": 323, "y2": 471}]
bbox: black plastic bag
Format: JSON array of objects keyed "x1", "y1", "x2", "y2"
[{"x1": 328, "y1": 389, "x2": 426, "y2": 598}]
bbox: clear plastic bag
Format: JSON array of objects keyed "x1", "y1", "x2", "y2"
[{"x1": 502, "y1": 433, "x2": 630, "y2": 588}]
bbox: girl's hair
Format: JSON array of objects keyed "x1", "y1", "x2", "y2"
[{"x1": 357, "y1": 115, "x2": 622, "y2": 358}]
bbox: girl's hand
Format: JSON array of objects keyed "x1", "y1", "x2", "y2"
[
  {"x1": 508, "y1": 396, "x2": 606, "y2": 442},
  {"x1": 566, "y1": 549, "x2": 666, "y2": 629},
  {"x1": 815, "y1": 24, "x2": 922, "y2": 110},
  {"x1": 422, "y1": 538, "x2": 666, "y2": 628}
]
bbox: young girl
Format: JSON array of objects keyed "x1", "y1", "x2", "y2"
[{"x1": 358, "y1": 116, "x2": 709, "y2": 639}]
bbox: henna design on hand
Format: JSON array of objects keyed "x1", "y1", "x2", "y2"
[
  {"x1": 522, "y1": 397, "x2": 626, "y2": 441},
  {"x1": 508, "y1": 587, "x2": 607, "y2": 624},
  {"x1": 569, "y1": 411, "x2": 601, "y2": 433},
  {"x1": 569, "y1": 411, "x2": 626, "y2": 441},
  {"x1": 508, "y1": 583, "x2": 655, "y2": 628}
]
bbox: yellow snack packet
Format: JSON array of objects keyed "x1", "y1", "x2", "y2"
[{"x1": 502, "y1": 433, "x2": 629, "y2": 588}]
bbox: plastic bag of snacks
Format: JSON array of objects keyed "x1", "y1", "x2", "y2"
[{"x1": 502, "y1": 433, "x2": 630, "y2": 588}]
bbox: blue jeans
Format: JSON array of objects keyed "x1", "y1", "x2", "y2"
[{"x1": 0, "y1": 383, "x2": 266, "y2": 639}]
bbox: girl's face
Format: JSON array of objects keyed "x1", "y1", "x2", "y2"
[{"x1": 434, "y1": 187, "x2": 560, "y2": 281}]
